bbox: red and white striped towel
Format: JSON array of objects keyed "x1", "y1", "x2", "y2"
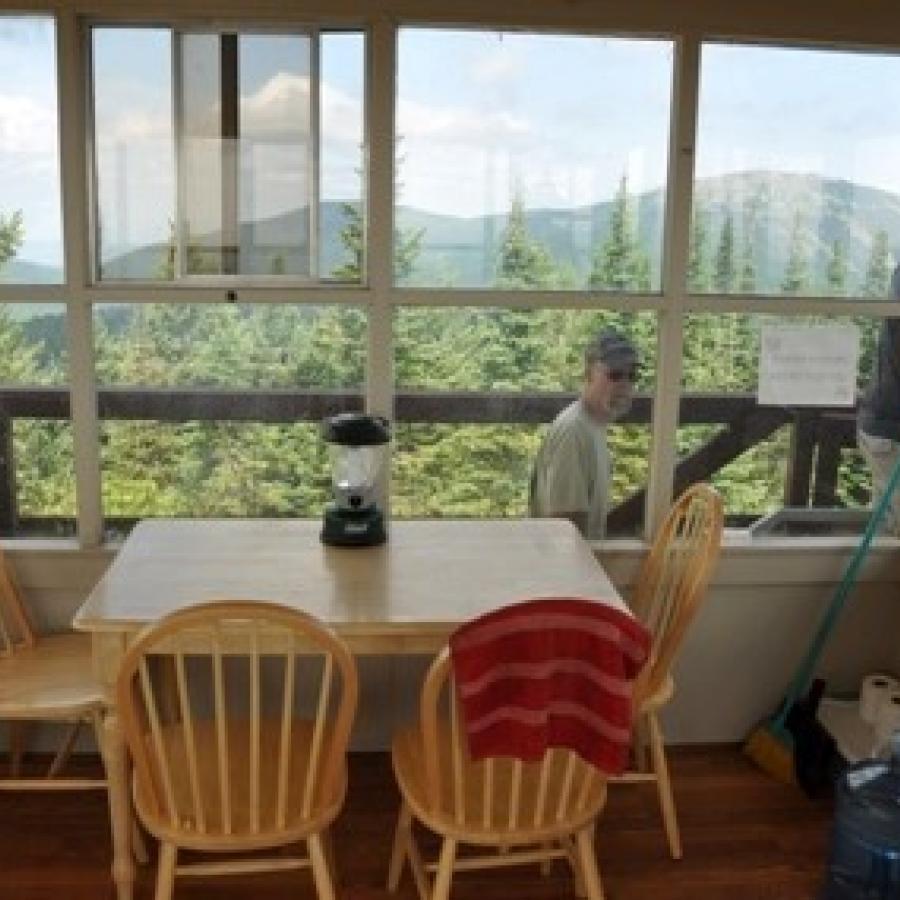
[{"x1": 449, "y1": 596, "x2": 651, "y2": 775}]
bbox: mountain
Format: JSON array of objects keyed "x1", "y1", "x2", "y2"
[
  {"x1": 3, "y1": 172, "x2": 900, "y2": 292},
  {"x1": 401, "y1": 171, "x2": 900, "y2": 291},
  {"x1": 0, "y1": 258, "x2": 63, "y2": 284}
]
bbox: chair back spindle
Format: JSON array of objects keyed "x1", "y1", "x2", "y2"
[
  {"x1": 630, "y1": 484, "x2": 724, "y2": 702},
  {"x1": 419, "y1": 650, "x2": 605, "y2": 839},
  {"x1": 117, "y1": 601, "x2": 358, "y2": 845},
  {"x1": 0, "y1": 546, "x2": 36, "y2": 656}
]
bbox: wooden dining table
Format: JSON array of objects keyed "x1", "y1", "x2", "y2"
[{"x1": 73, "y1": 517, "x2": 624, "y2": 900}]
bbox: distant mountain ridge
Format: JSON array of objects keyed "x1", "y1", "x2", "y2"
[{"x1": 3, "y1": 172, "x2": 899, "y2": 291}]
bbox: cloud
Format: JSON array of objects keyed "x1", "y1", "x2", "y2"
[
  {"x1": 471, "y1": 44, "x2": 523, "y2": 84},
  {"x1": 0, "y1": 94, "x2": 56, "y2": 155},
  {"x1": 397, "y1": 97, "x2": 532, "y2": 145},
  {"x1": 241, "y1": 74, "x2": 361, "y2": 145},
  {"x1": 96, "y1": 72, "x2": 362, "y2": 150}
]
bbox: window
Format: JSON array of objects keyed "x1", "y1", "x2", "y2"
[
  {"x1": 693, "y1": 43, "x2": 900, "y2": 297},
  {"x1": 393, "y1": 307, "x2": 656, "y2": 536},
  {"x1": 91, "y1": 27, "x2": 365, "y2": 283},
  {"x1": 679, "y1": 313, "x2": 874, "y2": 532},
  {"x1": 0, "y1": 303, "x2": 74, "y2": 536},
  {"x1": 0, "y1": 16, "x2": 62, "y2": 283},
  {"x1": 94, "y1": 302, "x2": 364, "y2": 535},
  {"x1": 395, "y1": 29, "x2": 673, "y2": 290}
]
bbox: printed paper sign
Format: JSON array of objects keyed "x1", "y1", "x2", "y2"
[{"x1": 757, "y1": 324, "x2": 859, "y2": 407}]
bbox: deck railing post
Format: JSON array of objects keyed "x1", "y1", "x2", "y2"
[
  {"x1": 0, "y1": 414, "x2": 17, "y2": 536},
  {"x1": 785, "y1": 412, "x2": 816, "y2": 507}
]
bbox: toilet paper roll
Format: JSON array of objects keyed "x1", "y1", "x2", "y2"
[
  {"x1": 860, "y1": 673, "x2": 900, "y2": 725},
  {"x1": 873, "y1": 691, "x2": 900, "y2": 753}
]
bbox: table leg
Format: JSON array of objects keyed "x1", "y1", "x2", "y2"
[{"x1": 101, "y1": 711, "x2": 135, "y2": 900}]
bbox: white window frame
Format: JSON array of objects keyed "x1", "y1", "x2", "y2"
[{"x1": 2, "y1": 7, "x2": 900, "y2": 548}]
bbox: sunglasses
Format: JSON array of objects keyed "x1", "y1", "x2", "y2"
[{"x1": 605, "y1": 367, "x2": 640, "y2": 383}]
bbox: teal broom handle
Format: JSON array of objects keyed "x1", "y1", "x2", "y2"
[{"x1": 773, "y1": 451, "x2": 900, "y2": 729}]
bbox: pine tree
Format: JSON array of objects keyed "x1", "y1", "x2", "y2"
[
  {"x1": 495, "y1": 195, "x2": 556, "y2": 289},
  {"x1": 825, "y1": 240, "x2": 847, "y2": 296},
  {"x1": 736, "y1": 197, "x2": 757, "y2": 293},
  {"x1": 862, "y1": 229, "x2": 891, "y2": 297},
  {"x1": 781, "y1": 211, "x2": 810, "y2": 295},
  {"x1": 714, "y1": 214, "x2": 735, "y2": 293},
  {"x1": 589, "y1": 174, "x2": 651, "y2": 291},
  {"x1": 0, "y1": 210, "x2": 24, "y2": 271},
  {"x1": 687, "y1": 202, "x2": 711, "y2": 293},
  {"x1": 331, "y1": 204, "x2": 424, "y2": 284}
]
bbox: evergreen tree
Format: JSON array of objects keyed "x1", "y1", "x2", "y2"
[
  {"x1": 781, "y1": 211, "x2": 810, "y2": 295},
  {"x1": 736, "y1": 198, "x2": 758, "y2": 293},
  {"x1": 862, "y1": 229, "x2": 892, "y2": 297},
  {"x1": 0, "y1": 210, "x2": 24, "y2": 270},
  {"x1": 330, "y1": 201, "x2": 424, "y2": 283},
  {"x1": 687, "y1": 202, "x2": 711, "y2": 293},
  {"x1": 825, "y1": 240, "x2": 847, "y2": 296},
  {"x1": 333, "y1": 137, "x2": 424, "y2": 283},
  {"x1": 589, "y1": 174, "x2": 651, "y2": 291},
  {"x1": 495, "y1": 195, "x2": 556, "y2": 289},
  {"x1": 714, "y1": 214, "x2": 735, "y2": 294}
]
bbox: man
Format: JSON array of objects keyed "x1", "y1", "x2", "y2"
[
  {"x1": 857, "y1": 263, "x2": 900, "y2": 534},
  {"x1": 529, "y1": 328, "x2": 639, "y2": 539}
]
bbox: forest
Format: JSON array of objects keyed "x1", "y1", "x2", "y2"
[{"x1": 0, "y1": 174, "x2": 890, "y2": 537}]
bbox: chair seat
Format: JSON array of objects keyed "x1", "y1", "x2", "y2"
[
  {"x1": 392, "y1": 723, "x2": 605, "y2": 844},
  {"x1": 0, "y1": 632, "x2": 104, "y2": 719},
  {"x1": 134, "y1": 718, "x2": 348, "y2": 851}
]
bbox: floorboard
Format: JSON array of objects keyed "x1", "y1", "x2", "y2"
[{"x1": 0, "y1": 746, "x2": 834, "y2": 899}]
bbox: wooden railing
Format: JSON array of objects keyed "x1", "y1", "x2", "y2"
[{"x1": 0, "y1": 387, "x2": 858, "y2": 535}]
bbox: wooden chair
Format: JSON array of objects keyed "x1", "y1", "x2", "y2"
[
  {"x1": 116, "y1": 600, "x2": 358, "y2": 900},
  {"x1": 613, "y1": 482, "x2": 724, "y2": 860},
  {"x1": 0, "y1": 544, "x2": 107, "y2": 791},
  {"x1": 387, "y1": 647, "x2": 609, "y2": 900}
]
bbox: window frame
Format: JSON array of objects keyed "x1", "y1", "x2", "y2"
[{"x1": 2, "y1": 7, "x2": 900, "y2": 546}]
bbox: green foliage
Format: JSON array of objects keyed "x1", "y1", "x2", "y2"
[
  {"x1": 826, "y1": 240, "x2": 848, "y2": 295},
  {"x1": 0, "y1": 210, "x2": 24, "y2": 270},
  {"x1": 330, "y1": 201, "x2": 425, "y2": 284},
  {"x1": 4, "y1": 178, "x2": 888, "y2": 534},
  {"x1": 687, "y1": 203, "x2": 711, "y2": 293},
  {"x1": 862, "y1": 229, "x2": 892, "y2": 297},
  {"x1": 714, "y1": 214, "x2": 735, "y2": 293},
  {"x1": 496, "y1": 195, "x2": 559, "y2": 289},
  {"x1": 781, "y1": 211, "x2": 810, "y2": 295},
  {"x1": 589, "y1": 175, "x2": 652, "y2": 291}
]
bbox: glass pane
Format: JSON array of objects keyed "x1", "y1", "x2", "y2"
[
  {"x1": 179, "y1": 33, "x2": 225, "y2": 274},
  {"x1": 0, "y1": 304, "x2": 74, "y2": 536},
  {"x1": 694, "y1": 43, "x2": 900, "y2": 297},
  {"x1": 239, "y1": 33, "x2": 311, "y2": 277},
  {"x1": 396, "y1": 29, "x2": 672, "y2": 290},
  {"x1": 94, "y1": 303, "x2": 365, "y2": 534},
  {"x1": 177, "y1": 32, "x2": 312, "y2": 277},
  {"x1": 393, "y1": 307, "x2": 655, "y2": 536},
  {"x1": 93, "y1": 27, "x2": 174, "y2": 280},
  {"x1": 321, "y1": 31, "x2": 365, "y2": 282},
  {"x1": 679, "y1": 313, "x2": 876, "y2": 533},
  {"x1": 0, "y1": 17, "x2": 62, "y2": 283}
]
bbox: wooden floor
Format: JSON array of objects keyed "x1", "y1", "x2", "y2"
[{"x1": 0, "y1": 746, "x2": 834, "y2": 900}]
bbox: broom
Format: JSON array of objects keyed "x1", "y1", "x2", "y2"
[{"x1": 744, "y1": 452, "x2": 900, "y2": 784}]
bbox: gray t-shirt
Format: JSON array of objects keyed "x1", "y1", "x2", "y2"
[{"x1": 528, "y1": 399, "x2": 610, "y2": 539}]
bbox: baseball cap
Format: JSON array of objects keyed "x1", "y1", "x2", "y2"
[{"x1": 585, "y1": 329, "x2": 639, "y2": 370}]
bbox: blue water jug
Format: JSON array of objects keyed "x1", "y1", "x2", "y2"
[{"x1": 822, "y1": 756, "x2": 900, "y2": 899}]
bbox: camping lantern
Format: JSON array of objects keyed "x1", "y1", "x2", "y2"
[{"x1": 320, "y1": 412, "x2": 391, "y2": 546}]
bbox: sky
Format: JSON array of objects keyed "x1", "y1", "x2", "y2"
[{"x1": 4, "y1": 18, "x2": 900, "y2": 267}]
